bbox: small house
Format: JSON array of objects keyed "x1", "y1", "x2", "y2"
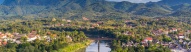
[
  {"x1": 178, "y1": 33, "x2": 184, "y2": 39},
  {"x1": 142, "y1": 37, "x2": 153, "y2": 43}
]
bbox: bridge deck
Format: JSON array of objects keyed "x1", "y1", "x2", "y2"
[{"x1": 88, "y1": 38, "x2": 116, "y2": 40}]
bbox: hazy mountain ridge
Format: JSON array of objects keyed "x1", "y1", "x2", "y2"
[{"x1": 0, "y1": 0, "x2": 191, "y2": 19}]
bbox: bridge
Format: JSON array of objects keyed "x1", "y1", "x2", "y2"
[
  {"x1": 88, "y1": 37, "x2": 115, "y2": 40},
  {"x1": 87, "y1": 36, "x2": 116, "y2": 52}
]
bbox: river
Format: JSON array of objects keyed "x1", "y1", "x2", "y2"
[{"x1": 77, "y1": 40, "x2": 111, "y2": 52}]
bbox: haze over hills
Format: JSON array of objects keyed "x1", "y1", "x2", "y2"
[{"x1": 0, "y1": 0, "x2": 191, "y2": 19}]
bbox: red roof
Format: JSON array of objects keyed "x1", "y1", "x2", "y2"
[
  {"x1": 145, "y1": 37, "x2": 153, "y2": 41},
  {"x1": 2, "y1": 41, "x2": 7, "y2": 45}
]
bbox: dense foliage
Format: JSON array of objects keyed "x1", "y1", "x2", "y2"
[{"x1": 1, "y1": 0, "x2": 191, "y2": 19}]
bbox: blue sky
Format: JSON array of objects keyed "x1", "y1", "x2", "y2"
[
  {"x1": 0, "y1": 0, "x2": 4, "y2": 4},
  {"x1": 107, "y1": 0, "x2": 161, "y2": 3}
]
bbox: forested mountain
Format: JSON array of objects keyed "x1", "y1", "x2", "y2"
[
  {"x1": 1, "y1": 0, "x2": 191, "y2": 19},
  {"x1": 156, "y1": 0, "x2": 191, "y2": 6}
]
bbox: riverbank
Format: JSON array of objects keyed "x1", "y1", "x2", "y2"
[{"x1": 56, "y1": 40, "x2": 93, "y2": 52}]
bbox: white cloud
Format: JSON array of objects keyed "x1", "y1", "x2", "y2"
[{"x1": 106, "y1": 0, "x2": 161, "y2": 3}]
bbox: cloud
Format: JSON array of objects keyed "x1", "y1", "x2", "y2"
[{"x1": 106, "y1": 0, "x2": 161, "y2": 3}]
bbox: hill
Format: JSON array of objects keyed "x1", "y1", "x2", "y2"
[{"x1": 0, "y1": 0, "x2": 191, "y2": 19}]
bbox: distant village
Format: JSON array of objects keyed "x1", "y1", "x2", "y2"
[
  {"x1": 1, "y1": 17, "x2": 191, "y2": 52},
  {"x1": 122, "y1": 25, "x2": 191, "y2": 52},
  {"x1": 46, "y1": 17, "x2": 191, "y2": 52},
  {"x1": 0, "y1": 31, "x2": 72, "y2": 46}
]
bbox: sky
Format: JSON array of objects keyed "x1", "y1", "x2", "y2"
[
  {"x1": 106, "y1": 0, "x2": 161, "y2": 3},
  {"x1": 0, "y1": 0, "x2": 162, "y2": 4},
  {"x1": 0, "y1": 0, "x2": 4, "y2": 4}
]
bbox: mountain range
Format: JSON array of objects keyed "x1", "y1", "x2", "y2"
[{"x1": 1, "y1": 0, "x2": 191, "y2": 19}]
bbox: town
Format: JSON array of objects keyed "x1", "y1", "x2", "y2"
[{"x1": 0, "y1": 17, "x2": 188, "y2": 52}]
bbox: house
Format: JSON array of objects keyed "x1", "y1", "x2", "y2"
[
  {"x1": 27, "y1": 31, "x2": 40, "y2": 42},
  {"x1": 27, "y1": 34, "x2": 41, "y2": 42},
  {"x1": 13, "y1": 34, "x2": 24, "y2": 40},
  {"x1": 0, "y1": 34, "x2": 7, "y2": 39},
  {"x1": 14, "y1": 33, "x2": 20, "y2": 35},
  {"x1": 152, "y1": 29, "x2": 169, "y2": 35},
  {"x1": 55, "y1": 23, "x2": 61, "y2": 26},
  {"x1": 62, "y1": 19, "x2": 66, "y2": 21},
  {"x1": 163, "y1": 31, "x2": 169, "y2": 35},
  {"x1": 46, "y1": 36, "x2": 51, "y2": 42},
  {"x1": 43, "y1": 36, "x2": 48, "y2": 38},
  {"x1": 179, "y1": 39, "x2": 184, "y2": 42},
  {"x1": 30, "y1": 31, "x2": 37, "y2": 34},
  {"x1": 27, "y1": 34, "x2": 37, "y2": 42},
  {"x1": 178, "y1": 33, "x2": 184, "y2": 39},
  {"x1": 5, "y1": 32, "x2": 13, "y2": 38},
  {"x1": 15, "y1": 41, "x2": 21, "y2": 44},
  {"x1": 125, "y1": 42, "x2": 134, "y2": 47},
  {"x1": 67, "y1": 20, "x2": 71, "y2": 23},
  {"x1": 169, "y1": 43, "x2": 178, "y2": 49},
  {"x1": 186, "y1": 30, "x2": 191, "y2": 34},
  {"x1": 161, "y1": 42, "x2": 169, "y2": 47},
  {"x1": 124, "y1": 20, "x2": 130, "y2": 23},
  {"x1": 123, "y1": 31, "x2": 132, "y2": 35},
  {"x1": 82, "y1": 17, "x2": 89, "y2": 21},
  {"x1": 66, "y1": 35, "x2": 72, "y2": 42},
  {"x1": 0, "y1": 32, "x2": 3, "y2": 34},
  {"x1": 169, "y1": 28, "x2": 178, "y2": 32},
  {"x1": 61, "y1": 24, "x2": 64, "y2": 26},
  {"x1": 2, "y1": 41, "x2": 7, "y2": 46},
  {"x1": 122, "y1": 43, "x2": 126, "y2": 47},
  {"x1": 91, "y1": 23, "x2": 99, "y2": 28},
  {"x1": 0, "y1": 40, "x2": 8, "y2": 46},
  {"x1": 177, "y1": 28, "x2": 181, "y2": 30},
  {"x1": 142, "y1": 37, "x2": 153, "y2": 43},
  {"x1": 152, "y1": 29, "x2": 163, "y2": 35},
  {"x1": 97, "y1": 21, "x2": 104, "y2": 25},
  {"x1": 47, "y1": 32, "x2": 51, "y2": 35},
  {"x1": 51, "y1": 34, "x2": 57, "y2": 37},
  {"x1": 145, "y1": 37, "x2": 153, "y2": 42}
]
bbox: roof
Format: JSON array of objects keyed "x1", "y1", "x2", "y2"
[
  {"x1": 2, "y1": 41, "x2": 7, "y2": 45},
  {"x1": 145, "y1": 37, "x2": 153, "y2": 40},
  {"x1": 0, "y1": 32, "x2": 2, "y2": 34},
  {"x1": 52, "y1": 34, "x2": 57, "y2": 37},
  {"x1": 28, "y1": 34, "x2": 36, "y2": 38},
  {"x1": 178, "y1": 33, "x2": 184, "y2": 36},
  {"x1": 0, "y1": 34, "x2": 6, "y2": 38},
  {"x1": 82, "y1": 17, "x2": 89, "y2": 20},
  {"x1": 47, "y1": 32, "x2": 51, "y2": 35}
]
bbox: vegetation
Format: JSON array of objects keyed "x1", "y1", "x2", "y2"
[
  {"x1": 58, "y1": 40, "x2": 91, "y2": 52},
  {"x1": 1, "y1": 0, "x2": 191, "y2": 52},
  {"x1": 0, "y1": 17, "x2": 190, "y2": 52},
  {"x1": 1, "y1": 0, "x2": 191, "y2": 19}
]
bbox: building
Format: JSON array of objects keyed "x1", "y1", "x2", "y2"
[
  {"x1": 169, "y1": 28, "x2": 178, "y2": 32},
  {"x1": 178, "y1": 33, "x2": 184, "y2": 39},
  {"x1": 82, "y1": 17, "x2": 89, "y2": 21},
  {"x1": 142, "y1": 37, "x2": 153, "y2": 43}
]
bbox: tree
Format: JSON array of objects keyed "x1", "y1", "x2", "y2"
[
  {"x1": 20, "y1": 36, "x2": 28, "y2": 43},
  {"x1": 128, "y1": 46, "x2": 135, "y2": 52},
  {"x1": 136, "y1": 45, "x2": 145, "y2": 52}
]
